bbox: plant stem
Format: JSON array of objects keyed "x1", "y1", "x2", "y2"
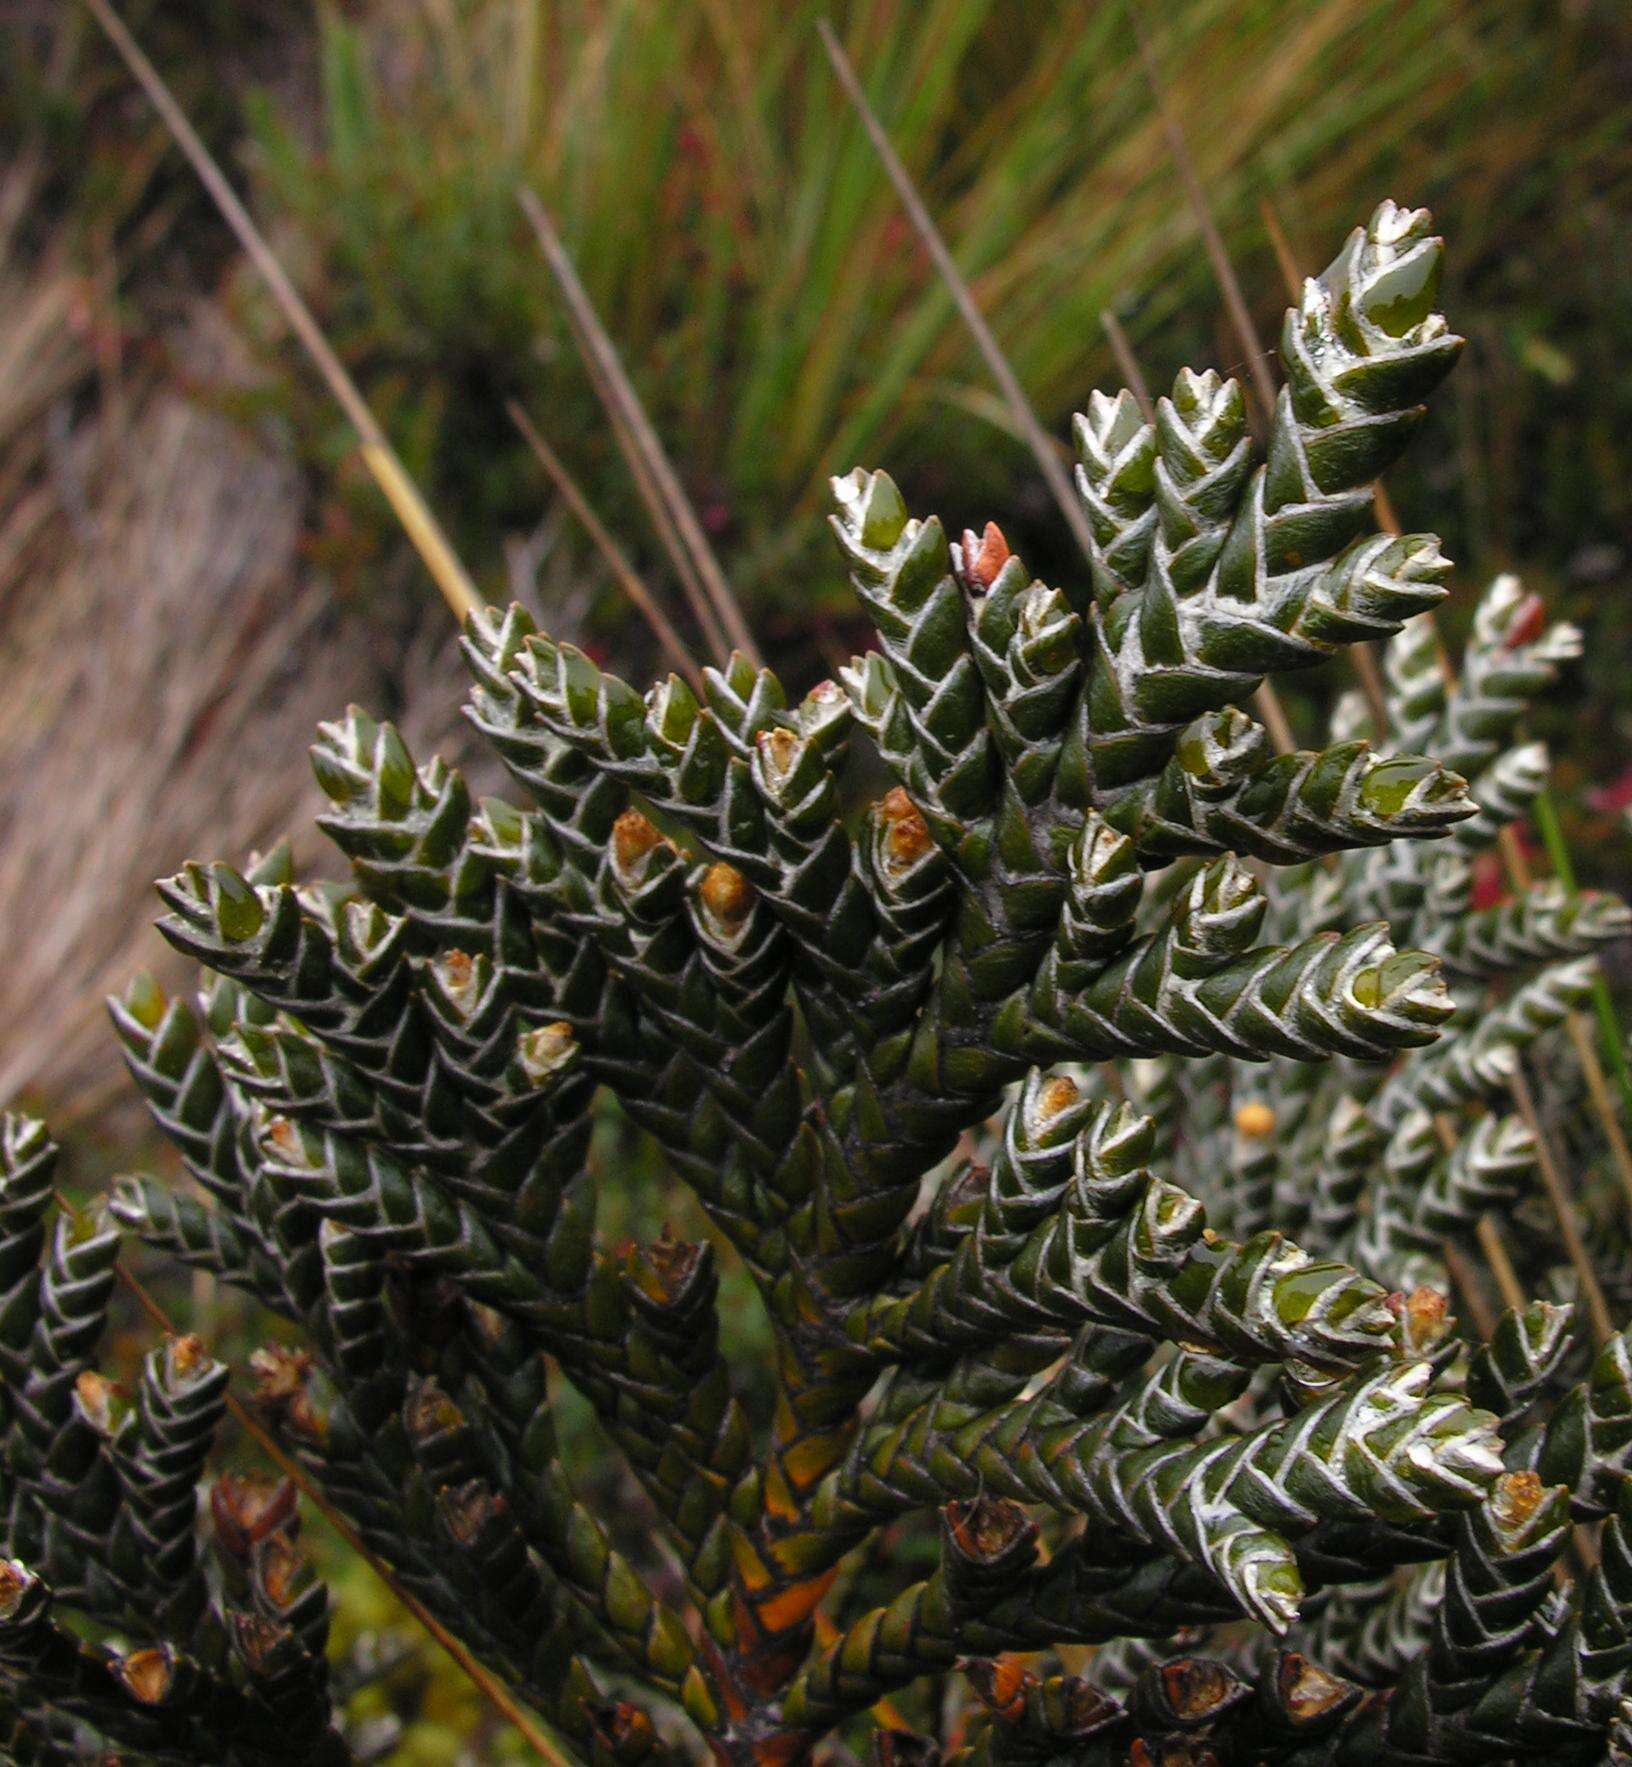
[
  {"x1": 507, "y1": 400, "x2": 705, "y2": 690},
  {"x1": 518, "y1": 186, "x2": 759, "y2": 669},
  {"x1": 1505, "y1": 1066, "x2": 1614, "y2": 1347},
  {"x1": 82, "y1": 0, "x2": 483, "y2": 626},
  {"x1": 1255, "y1": 173, "x2": 1628, "y2": 1316},
  {"x1": 1099, "y1": 309, "x2": 1155, "y2": 421},
  {"x1": 1128, "y1": 6, "x2": 1277, "y2": 436},
  {"x1": 817, "y1": 17, "x2": 1098, "y2": 569}
]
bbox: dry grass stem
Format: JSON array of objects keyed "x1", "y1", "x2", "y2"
[
  {"x1": 83, "y1": 0, "x2": 483, "y2": 624},
  {"x1": 518, "y1": 186, "x2": 760, "y2": 668},
  {"x1": 1099, "y1": 309, "x2": 1155, "y2": 422},
  {"x1": 1129, "y1": 6, "x2": 1279, "y2": 433},
  {"x1": 507, "y1": 399, "x2": 705, "y2": 689},
  {"x1": 1506, "y1": 1066, "x2": 1615, "y2": 1347},
  {"x1": 817, "y1": 17, "x2": 1099, "y2": 569}
]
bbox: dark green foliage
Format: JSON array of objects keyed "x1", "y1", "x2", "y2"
[
  {"x1": 0, "y1": 1122, "x2": 348, "y2": 1764},
  {"x1": 4, "y1": 200, "x2": 1631, "y2": 1765}
]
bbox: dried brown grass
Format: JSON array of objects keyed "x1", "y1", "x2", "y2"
[{"x1": 0, "y1": 286, "x2": 473, "y2": 1126}]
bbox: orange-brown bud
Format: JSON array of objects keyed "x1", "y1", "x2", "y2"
[
  {"x1": 114, "y1": 1647, "x2": 176, "y2": 1706},
  {"x1": 1272, "y1": 1651, "x2": 1360, "y2": 1725},
  {"x1": 74, "y1": 1371, "x2": 120, "y2": 1433},
  {"x1": 211, "y1": 1473, "x2": 298, "y2": 1559},
  {"x1": 698, "y1": 862, "x2": 754, "y2": 934},
  {"x1": 1234, "y1": 1101, "x2": 1276, "y2": 1139},
  {"x1": 959, "y1": 521, "x2": 1012, "y2": 590},
  {"x1": 879, "y1": 788, "x2": 933, "y2": 876},
  {"x1": 231, "y1": 1612, "x2": 289, "y2": 1675},
  {"x1": 1400, "y1": 1285, "x2": 1451, "y2": 1357},
  {"x1": 1154, "y1": 1657, "x2": 1246, "y2": 1725},
  {"x1": 249, "y1": 1345, "x2": 325, "y2": 1442},
  {"x1": 1492, "y1": 1468, "x2": 1546, "y2": 1527},
  {"x1": 612, "y1": 808, "x2": 665, "y2": 873},
  {"x1": 626, "y1": 1228, "x2": 708, "y2": 1309},
  {"x1": 516, "y1": 1021, "x2": 575, "y2": 1085},
  {"x1": 438, "y1": 1479, "x2": 507, "y2": 1548},
  {"x1": 252, "y1": 1530, "x2": 308, "y2": 1612},
  {"x1": 586, "y1": 1700, "x2": 656, "y2": 1758},
  {"x1": 758, "y1": 725, "x2": 800, "y2": 785},
  {"x1": 962, "y1": 1655, "x2": 1036, "y2": 1721},
  {"x1": 1037, "y1": 1075, "x2": 1081, "y2": 1124},
  {"x1": 0, "y1": 1559, "x2": 36, "y2": 1619},
  {"x1": 943, "y1": 1494, "x2": 1035, "y2": 1569},
  {"x1": 264, "y1": 1115, "x2": 301, "y2": 1158},
  {"x1": 168, "y1": 1333, "x2": 206, "y2": 1376}
]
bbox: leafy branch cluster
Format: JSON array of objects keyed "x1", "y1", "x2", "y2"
[{"x1": 4, "y1": 202, "x2": 1632, "y2": 1765}]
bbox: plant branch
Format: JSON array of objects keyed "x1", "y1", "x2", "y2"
[{"x1": 86, "y1": 1213, "x2": 574, "y2": 1764}]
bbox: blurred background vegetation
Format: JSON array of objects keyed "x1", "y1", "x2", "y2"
[{"x1": 4, "y1": 0, "x2": 1630, "y2": 1757}]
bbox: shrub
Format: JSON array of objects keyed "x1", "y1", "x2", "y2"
[{"x1": 3, "y1": 200, "x2": 1632, "y2": 1763}]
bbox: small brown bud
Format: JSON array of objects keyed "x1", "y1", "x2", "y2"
[
  {"x1": 957, "y1": 521, "x2": 1011, "y2": 590},
  {"x1": 626, "y1": 1229, "x2": 708, "y2": 1309},
  {"x1": 586, "y1": 1701, "x2": 655, "y2": 1758},
  {"x1": 1234, "y1": 1102, "x2": 1276, "y2": 1139},
  {"x1": 114, "y1": 1646, "x2": 176, "y2": 1706},
  {"x1": 758, "y1": 725, "x2": 800, "y2": 786},
  {"x1": 971, "y1": 521, "x2": 1011, "y2": 589},
  {"x1": 438, "y1": 1479, "x2": 506, "y2": 1548},
  {"x1": 212, "y1": 1473, "x2": 298, "y2": 1559},
  {"x1": 404, "y1": 1376, "x2": 465, "y2": 1447},
  {"x1": 1155, "y1": 1657, "x2": 1245, "y2": 1725},
  {"x1": 1036, "y1": 1075, "x2": 1081, "y2": 1125},
  {"x1": 516, "y1": 1021, "x2": 575, "y2": 1085},
  {"x1": 1040, "y1": 1678, "x2": 1124, "y2": 1742},
  {"x1": 252, "y1": 1531, "x2": 307, "y2": 1612},
  {"x1": 943, "y1": 1495, "x2": 1035, "y2": 1568},
  {"x1": 878, "y1": 788, "x2": 933, "y2": 876},
  {"x1": 1502, "y1": 591, "x2": 1548, "y2": 651},
  {"x1": 74, "y1": 1371, "x2": 120, "y2": 1434},
  {"x1": 249, "y1": 1344, "x2": 313, "y2": 1406},
  {"x1": 0, "y1": 1559, "x2": 37, "y2": 1620},
  {"x1": 231, "y1": 1612, "x2": 289, "y2": 1675},
  {"x1": 249, "y1": 1345, "x2": 325, "y2": 1441},
  {"x1": 264, "y1": 1115, "x2": 301, "y2": 1158},
  {"x1": 1401, "y1": 1285, "x2": 1451, "y2": 1355},
  {"x1": 168, "y1": 1333, "x2": 206, "y2": 1378},
  {"x1": 1272, "y1": 1652, "x2": 1360, "y2": 1725},
  {"x1": 612, "y1": 808, "x2": 664, "y2": 874},
  {"x1": 431, "y1": 949, "x2": 480, "y2": 1015},
  {"x1": 962, "y1": 1655, "x2": 1036, "y2": 1721},
  {"x1": 698, "y1": 862, "x2": 754, "y2": 934},
  {"x1": 1492, "y1": 1469, "x2": 1546, "y2": 1527}
]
